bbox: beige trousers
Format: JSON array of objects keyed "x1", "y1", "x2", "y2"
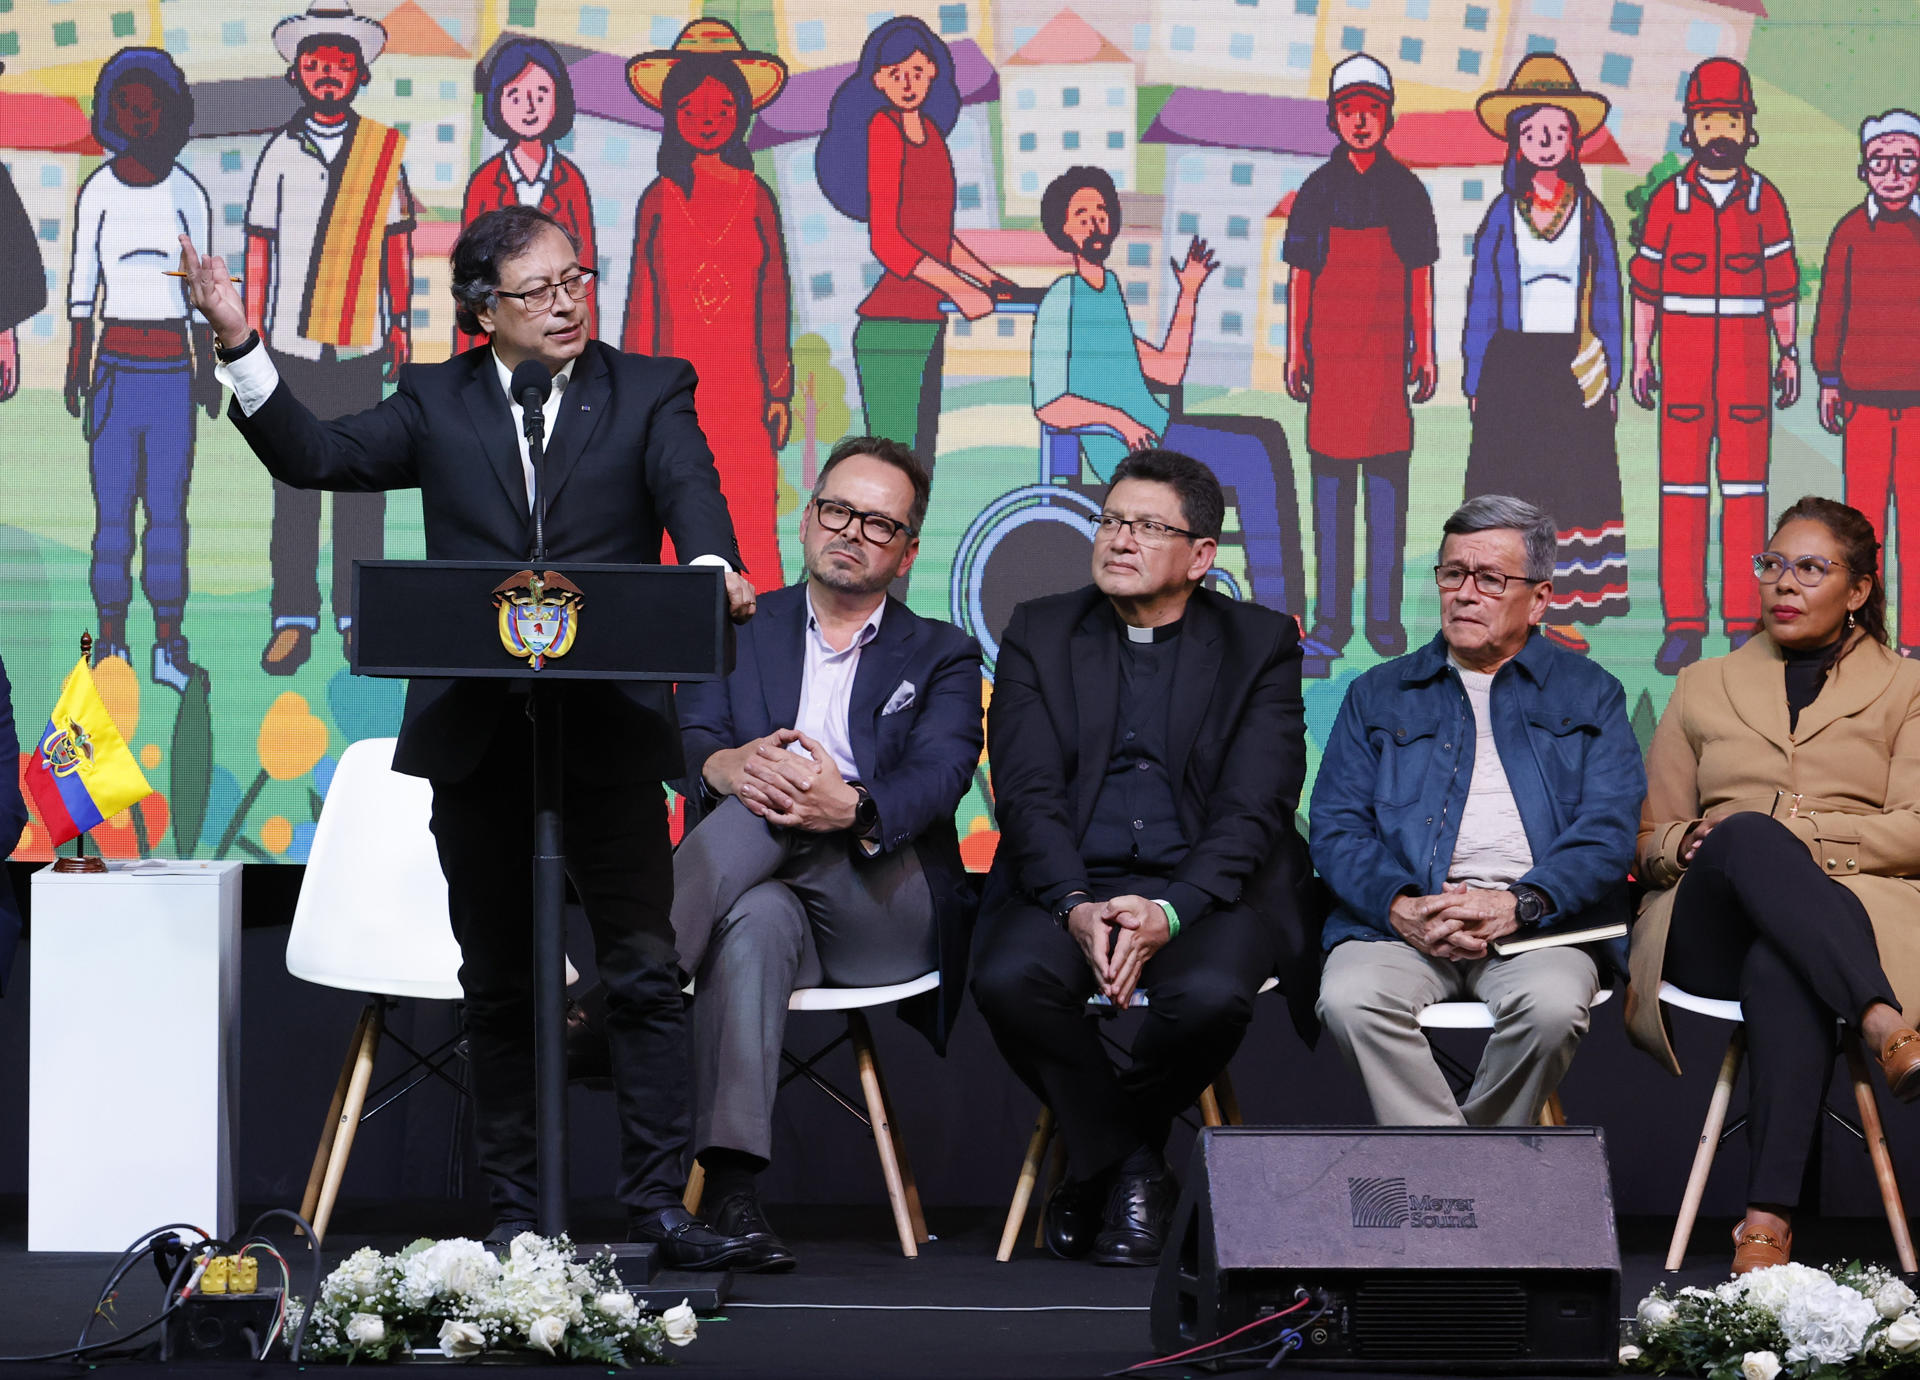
[{"x1": 1317, "y1": 938, "x2": 1600, "y2": 1127}]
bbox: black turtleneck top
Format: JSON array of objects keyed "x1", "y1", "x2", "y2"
[{"x1": 1783, "y1": 637, "x2": 1843, "y2": 733}]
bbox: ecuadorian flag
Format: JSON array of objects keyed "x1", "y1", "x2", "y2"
[{"x1": 23, "y1": 656, "x2": 152, "y2": 848}]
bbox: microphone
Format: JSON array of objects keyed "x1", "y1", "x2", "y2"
[{"x1": 510, "y1": 359, "x2": 552, "y2": 442}]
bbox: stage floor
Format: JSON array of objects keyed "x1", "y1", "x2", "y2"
[{"x1": 0, "y1": 1201, "x2": 1906, "y2": 1378}]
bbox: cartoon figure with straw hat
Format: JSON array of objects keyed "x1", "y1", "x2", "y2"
[
  {"x1": 1462, "y1": 53, "x2": 1630, "y2": 655},
  {"x1": 622, "y1": 20, "x2": 795, "y2": 592}
]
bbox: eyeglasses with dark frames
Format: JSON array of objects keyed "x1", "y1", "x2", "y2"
[
  {"x1": 492, "y1": 270, "x2": 598, "y2": 316},
  {"x1": 1866, "y1": 154, "x2": 1920, "y2": 175},
  {"x1": 1094, "y1": 513, "x2": 1201, "y2": 546},
  {"x1": 1753, "y1": 552, "x2": 1853, "y2": 587},
  {"x1": 812, "y1": 498, "x2": 915, "y2": 545},
  {"x1": 1434, "y1": 564, "x2": 1542, "y2": 596}
]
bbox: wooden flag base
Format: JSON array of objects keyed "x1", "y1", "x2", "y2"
[{"x1": 51, "y1": 856, "x2": 108, "y2": 874}]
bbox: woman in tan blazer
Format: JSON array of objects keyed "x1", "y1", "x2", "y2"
[{"x1": 1630, "y1": 495, "x2": 1920, "y2": 1275}]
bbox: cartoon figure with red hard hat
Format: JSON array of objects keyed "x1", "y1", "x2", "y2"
[{"x1": 1629, "y1": 56, "x2": 1800, "y2": 675}]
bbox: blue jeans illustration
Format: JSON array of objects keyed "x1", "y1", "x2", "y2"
[{"x1": 89, "y1": 352, "x2": 193, "y2": 628}]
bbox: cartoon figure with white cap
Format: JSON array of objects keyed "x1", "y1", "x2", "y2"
[
  {"x1": 1283, "y1": 54, "x2": 1438, "y2": 677},
  {"x1": 1628, "y1": 56, "x2": 1799, "y2": 675},
  {"x1": 1812, "y1": 109, "x2": 1920, "y2": 656}
]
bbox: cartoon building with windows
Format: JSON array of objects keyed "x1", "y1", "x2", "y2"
[{"x1": 999, "y1": 11, "x2": 1135, "y2": 217}]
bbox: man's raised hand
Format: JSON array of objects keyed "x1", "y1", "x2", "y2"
[{"x1": 176, "y1": 234, "x2": 249, "y2": 348}]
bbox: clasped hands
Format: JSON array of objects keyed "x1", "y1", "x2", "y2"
[
  {"x1": 1389, "y1": 883, "x2": 1519, "y2": 960},
  {"x1": 704, "y1": 728, "x2": 858, "y2": 832},
  {"x1": 1067, "y1": 896, "x2": 1170, "y2": 1010}
]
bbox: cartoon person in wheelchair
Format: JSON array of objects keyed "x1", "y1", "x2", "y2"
[{"x1": 949, "y1": 166, "x2": 1302, "y2": 672}]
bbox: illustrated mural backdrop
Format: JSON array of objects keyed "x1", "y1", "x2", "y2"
[{"x1": 0, "y1": 0, "x2": 1909, "y2": 866}]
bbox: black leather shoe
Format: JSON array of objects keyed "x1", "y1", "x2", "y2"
[
  {"x1": 627, "y1": 1205, "x2": 755, "y2": 1271},
  {"x1": 1043, "y1": 1174, "x2": 1107, "y2": 1260},
  {"x1": 708, "y1": 1190, "x2": 798, "y2": 1273},
  {"x1": 483, "y1": 1218, "x2": 536, "y2": 1249},
  {"x1": 1090, "y1": 1163, "x2": 1177, "y2": 1267}
]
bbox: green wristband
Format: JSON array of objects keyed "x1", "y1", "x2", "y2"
[{"x1": 1153, "y1": 898, "x2": 1180, "y2": 938}]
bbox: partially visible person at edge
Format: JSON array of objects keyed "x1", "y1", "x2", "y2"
[
  {"x1": 1630, "y1": 494, "x2": 1920, "y2": 1276},
  {"x1": 178, "y1": 204, "x2": 762, "y2": 1268},
  {"x1": 1462, "y1": 55, "x2": 1628, "y2": 654}
]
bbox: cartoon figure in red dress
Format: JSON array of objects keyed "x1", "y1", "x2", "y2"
[
  {"x1": 1630, "y1": 57, "x2": 1800, "y2": 675},
  {"x1": 623, "y1": 20, "x2": 792, "y2": 590},
  {"x1": 457, "y1": 37, "x2": 596, "y2": 354}
]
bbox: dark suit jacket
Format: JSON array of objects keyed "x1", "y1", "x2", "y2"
[
  {"x1": 676, "y1": 583, "x2": 984, "y2": 1051},
  {"x1": 0, "y1": 654, "x2": 26, "y2": 995},
  {"x1": 981, "y1": 584, "x2": 1322, "y2": 1043},
  {"x1": 230, "y1": 339, "x2": 739, "y2": 782}
]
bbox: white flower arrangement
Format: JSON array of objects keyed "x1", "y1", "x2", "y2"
[
  {"x1": 1625, "y1": 1261, "x2": 1920, "y2": 1379},
  {"x1": 290, "y1": 1233, "x2": 694, "y2": 1365}
]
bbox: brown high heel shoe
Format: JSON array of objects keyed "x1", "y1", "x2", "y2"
[
  {"x1": 1879, "y1": 1028, "x2": 1920, "y2": 1103},
  {"x1": 1731, "y1": 1219, "x2": 1792, "y2": 1275}
]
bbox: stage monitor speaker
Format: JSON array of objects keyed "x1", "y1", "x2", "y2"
[{"x1": 1151, "y1": 1126, "x2": 1619, "y2": 1372}]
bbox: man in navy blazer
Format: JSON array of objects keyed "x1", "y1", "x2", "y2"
[
  {"x1": 180, "y1": 208, "x2": 759, "y2": 1265},
  {"x1": 673, "y1": 437, "x2": 984, "y2": 1271},
  {"x1": 0, "y1": 652, "x2": 26, "y2": 994}
]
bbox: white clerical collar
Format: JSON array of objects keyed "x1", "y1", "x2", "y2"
[{"x1": 492, "y1": 352, "x2": 574, "y2": 403}]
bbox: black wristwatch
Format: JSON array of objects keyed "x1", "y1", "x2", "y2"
[
  {"x1": 1053, "y1": 891, "x2": 1092, "y2": 928},
  {"x1": 214, "y1": 329, "x2": 260, "y2": 363},
  {"x1": 1511, "y1": 884, "x2": 1551, "y2": 931},
  {"x1": 850, "y1": 783, "x2": 879, "y2": 839}
]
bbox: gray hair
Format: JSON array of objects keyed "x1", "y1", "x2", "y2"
[{"x1": 1441, "y1": 495, "x2": 1557, "y2": 582}]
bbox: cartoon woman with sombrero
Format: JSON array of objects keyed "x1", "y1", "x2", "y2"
[
  {"x1": 1462, "y1": 53, "x2": 1630, "y2": 649},
  {"x1": 622, "y1": 19, "x2": 793, "y2": 591}
]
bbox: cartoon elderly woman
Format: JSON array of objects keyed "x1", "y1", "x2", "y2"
[
  {"x1": 457, "y1": 36, "x2": 596, "y2": 352},
  {"x1": 623, "y1": 19, "x2": 792, "y2": 590},
  {"x1": 818, "y1": 15, "x2": 1010, "y2": 471}
]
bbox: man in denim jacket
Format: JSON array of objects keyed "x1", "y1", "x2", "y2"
[{"x1": 1310, "y1": 496, "x2": 1644, "y2": 1125}]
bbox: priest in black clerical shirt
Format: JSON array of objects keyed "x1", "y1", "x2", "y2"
[{"x1": 972, "y1": 449, "x2": 1319, "y2": 1267}]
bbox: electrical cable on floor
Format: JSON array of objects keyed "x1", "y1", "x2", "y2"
[
  {"x1": 726, "y1": 1302, "x2": 1150, "y2": 1312},
  {"x1": 241, "y1": 1207, "x2": 323, "y2": 1361},
  {"x1": 72, "y1": 1222, "x2": 210, "y2": 1352},
  {"x1": 1103, "y1": 1293, "x2": 1311, "y2": 1376}
]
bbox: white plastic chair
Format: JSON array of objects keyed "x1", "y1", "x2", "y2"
[
  {"x1": 1657, "y1": 982, "x2": 1916, "y2": 1271},
  {"x1": 286, "y1": 737, "x2": 577, "y2": 1241},
  {"x1": 1416, "y1": 988, "x2": 1614, "y2": 1127},
  {"x1": 997, "y1": 976, "x2": 1280, "y2": 1262},
  {"x1": 682, "y1": 971, "x2": 941, "y2": 1259}
]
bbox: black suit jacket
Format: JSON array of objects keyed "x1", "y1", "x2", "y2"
[
  {"x1": 230, "y1": 340, "x2": 739, "y2": 782},
  {"x1": 982, "y1": 585, "x2": 1322, "y2": 1043},
  {"x1": 0, "y1": 654, "x2": 27, "y2": 995},
  {"x1": 677, "y1": 583, "x2": 985, "y2": 1051}
]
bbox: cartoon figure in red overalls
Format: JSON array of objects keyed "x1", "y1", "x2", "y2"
[{"x1": 1630, "y1": 57, "x2": 1800, "y2": 675}]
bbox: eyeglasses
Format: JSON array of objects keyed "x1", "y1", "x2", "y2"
[
  {"x1": 1866, "y1": 154, "x2": 1920, "y2": 175},
  {"x1": 812, "y1": 498, "x2": 915, "y2": 546},
  {"x1": 1435, "y1": 564, "x2": 1541, "y2": 596},
  {"x1": 1094, "y1": 513, "x2": 1201, "y2": 546},
  {"x1": 493, "y1": 270, "x2": 597, "y2": 316},
  {"x1": 1754, "y1": 552, "x2": 1853, "y2": 587}
]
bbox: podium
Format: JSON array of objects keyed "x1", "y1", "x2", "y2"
[{"x1": 352, "y1": 559, "x2": 730, "y2": 1234}]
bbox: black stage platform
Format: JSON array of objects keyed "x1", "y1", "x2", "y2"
[{"x1": 0, "y1": 1201, "x2": 1907, "y2": 1379}]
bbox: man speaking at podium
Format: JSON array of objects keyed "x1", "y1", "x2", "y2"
[{"x1": 179, "y1": 206, "x2": 759, "y2": 1265}]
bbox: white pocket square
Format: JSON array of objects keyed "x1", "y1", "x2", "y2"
[{"x1": 882, "y1": 681, "x2": 917, "y2": 716}]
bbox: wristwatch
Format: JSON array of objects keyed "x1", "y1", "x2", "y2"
[
  {"x1": 1511, "y1": 884, "x2": 1551, "y2": 931},
  {"x1": 1053, "y1": 891, "x2": 1092, "y2": 928},
  {"x1": 214, "y1": 329, "x2": 260, "y2": 363},
  {"x1": 850, "y1": 783, "x2": 879, "y2": 839}
]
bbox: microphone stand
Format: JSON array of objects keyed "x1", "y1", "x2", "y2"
[{"x1": 522, "y1": 388, "x2": 569, "y2": 1238}]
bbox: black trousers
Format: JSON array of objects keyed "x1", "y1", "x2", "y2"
[
  {"x1": 1664, "y1": 811, "x2": 1900, "y2": 1206},
  {"x1": 428, "y1": 690, "x2": 686, "y2": 1220},
  {"x1": 971, "y1": 883, "x2": 1279, "y2": 1180},
  {"x1": 267, "y1": 349, "x2": 386, "y2": 628}
]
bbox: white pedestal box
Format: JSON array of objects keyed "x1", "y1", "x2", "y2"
[{"x1": 29, "y1": 860, "x2": 243, "y2": 1252}]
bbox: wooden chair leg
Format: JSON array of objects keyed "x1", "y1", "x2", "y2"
[
  {"x1": 682, "y1": 1160, "x2": 705, "y2": 1217},
  {"x1": 1213, "y1": 1066, "x2": 1245, "y2": 1127},
  {"x1": 1539, "y1": 1093, "x2": 1568, "y2": 1127},
  {"x1": 859, "y1": 1019, "x2": 928, "y2": 1244},
  {"x1": 1666, "y1": 1026, "x2": 1746, "y2": 1272},
  {"x1": 1847, "y1": 1036, "x2": 1919, "y2": 1273},
  {"x1": 847, "y1": 1010, "x2": 918, "y2": 1259},
  {"x1": 1198, "y1": 1084, "x2": 1227, "y2": 1128},
  {"x1": 310, "y1": 1002, "x2": 384, "y2": 1245},
  {"x1": 300, "y1": 1003, "x2": 373, "y2": 1233},
  {"x1": 1033, "y1": 1135, "x2": 1066, "y2": 1250},
  {"x1": 999, "y1": 1106, "x2": 1054, "y2": 1263}
]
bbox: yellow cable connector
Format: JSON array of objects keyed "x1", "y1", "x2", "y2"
[
  {"x1": 199, "y1": 1254, "x2": 230, "y2": 1294},
  {"x1": 229, "y1": 1254, "x2": 259, "y2": 1294}
]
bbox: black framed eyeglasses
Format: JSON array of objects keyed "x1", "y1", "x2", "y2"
[
  {"x1": 1866, "y1": 154, "x2": 1920, "y2": 175},
  {"x1": 493, "y1": 270, "x2": 597, "y2": 315},
  {"x1": 812, "y1": 498, "x2": 915, "y2": 545},
  {"x1": 1754, "y1": 552, "x2": 1852, "y2": 587},
  {"x1": 1435, "y1": 564, "x2": 1541, "y2": 596},
  {"x1": 1094, "y1": 513, "x2": 1201, "y2": 546}
]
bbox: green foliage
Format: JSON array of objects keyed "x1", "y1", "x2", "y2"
[
  {"x1": 1627, "y1": 154, "x2": 1683, "y2": 250},
  {"x1": 169, "y1": 668, "x2": 213, "y2": 857},
  {"x1": 1631, "y1": 688, "x2": 1659, "y2": 758}
]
